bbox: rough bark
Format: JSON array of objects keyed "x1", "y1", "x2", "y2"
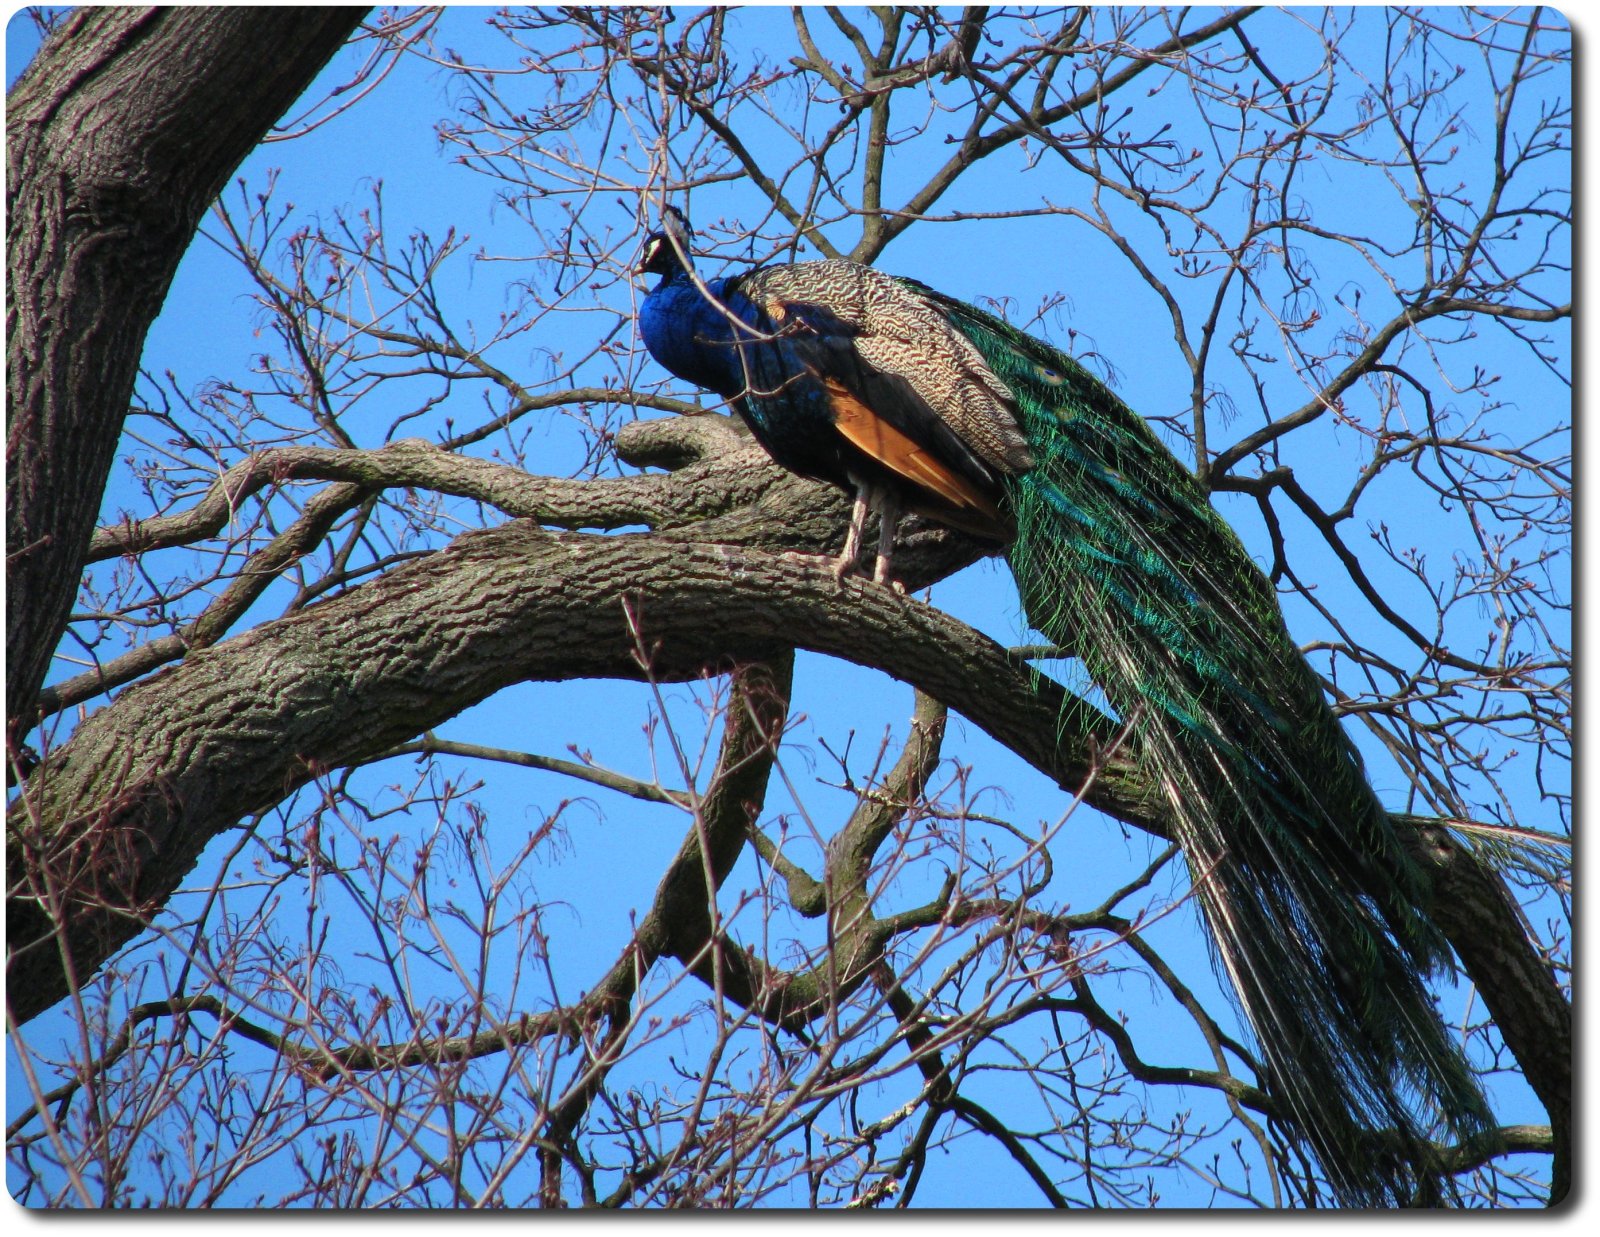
[
  {"x1": 1404, "y1": 820, "x2": 1572, "y2": 1203},
  {"x1": 6, "y1": 6, "x2": 369, "y2": 738},
  {"x1": 5, "y1": 504, "x2": 1152, "y2": 1025}
]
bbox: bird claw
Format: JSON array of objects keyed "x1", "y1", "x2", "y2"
[{"x1": 826, "y1": 551, "x2": 903, "y2": 594}]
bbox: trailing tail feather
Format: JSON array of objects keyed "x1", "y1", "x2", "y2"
[
  {"x1": 635, "y1": 214, "x2": 1496, "y2": 1204},
  {"x1": 921, "y1": 286, "x2": 1496, "y2": 1205}
]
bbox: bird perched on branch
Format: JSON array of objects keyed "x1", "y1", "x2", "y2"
[{"x1": 635, "y1": 207, "x2": 1493, "y2": 1206}]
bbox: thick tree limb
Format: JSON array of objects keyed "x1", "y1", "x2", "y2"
[
  {"x1": 1400, "y1": 818, "x2": 1572, "y2": 1203},
  {"x1": 83, "y1": 416, "x2": 761, "y2": 566},
  {"x1": 5, "y1": 516, "x2": 1149, "y2": 1025}
]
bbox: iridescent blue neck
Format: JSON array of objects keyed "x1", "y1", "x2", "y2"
[{"x1": 639, "y1": 270, "x2": 749, "y2": 398}]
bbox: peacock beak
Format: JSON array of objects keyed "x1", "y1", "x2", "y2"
[{"x1": 635, "y1": 236, "x2": 664, "y2": 277}]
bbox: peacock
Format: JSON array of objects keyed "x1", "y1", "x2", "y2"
[{"x1": 634, "y1": 207, "x2": 1494, "y2": 1207}]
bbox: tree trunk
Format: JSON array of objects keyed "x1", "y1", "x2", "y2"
[{"x1": 6, "y1": 6, "x2": 368, "y2": 739}]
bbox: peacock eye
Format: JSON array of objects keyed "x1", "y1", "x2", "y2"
[{"x1": 1035, "y1": 365, "x2": 1065, "y2": 385}]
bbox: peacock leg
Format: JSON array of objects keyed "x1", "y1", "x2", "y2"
[
  {"x1": 872, "y1": 489, "x2": 901, "y2": 587},
  {"x1": 832, "y1": 478, "x2": 872, "y2": 581}
]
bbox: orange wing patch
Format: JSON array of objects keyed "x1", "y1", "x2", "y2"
[{"x1": 824, "y1": 379, "x2": 1001, "y2": 521}]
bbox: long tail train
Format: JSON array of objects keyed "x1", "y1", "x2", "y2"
[{"x1": 922, "y1": 286, "x2": 1494, "y2": 1205}]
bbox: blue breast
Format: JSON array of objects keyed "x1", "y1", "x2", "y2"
[
  {"x1": 638, "y1": 274, "x2": 750, "y2": 398},
  {"x1": 639, "y1": 272, "x2": 853, "y2": 487}
]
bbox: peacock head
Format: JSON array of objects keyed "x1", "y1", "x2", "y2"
[{"x1": 637, "y1": 206, "x2": 696, "y2": 278}]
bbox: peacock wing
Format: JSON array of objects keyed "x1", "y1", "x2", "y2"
[{"x1": 731, "y1": 261, "x2": 1033, "y2": 523}]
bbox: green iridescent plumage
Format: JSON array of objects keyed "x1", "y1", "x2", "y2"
[{"x1": 910, "y1": 283, "x2": 1494, "y2": 1206}]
